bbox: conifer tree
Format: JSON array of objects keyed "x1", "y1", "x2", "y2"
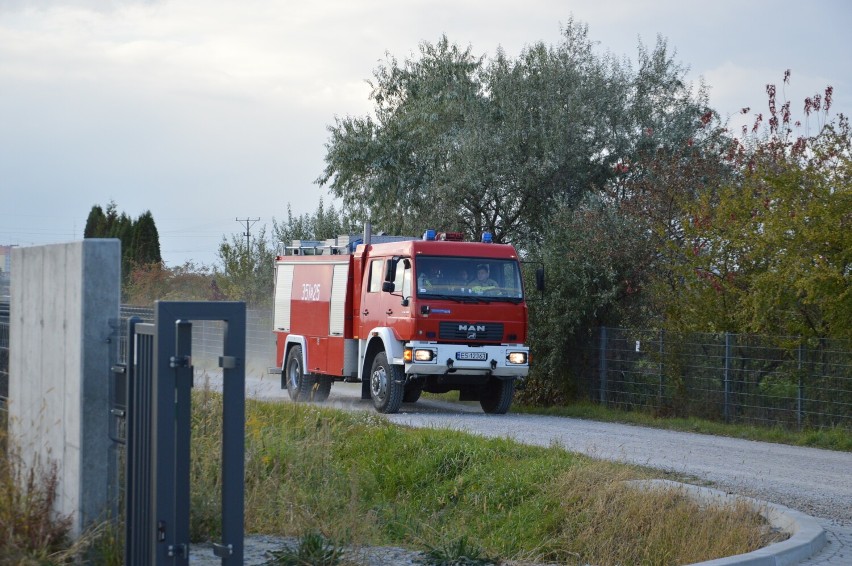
[
  {"x1": 83, "y1": 205, "x2": 106, "y2": 238},
  {"x1": 131, "y1": 211, "x2": 162, "y2": 266}
]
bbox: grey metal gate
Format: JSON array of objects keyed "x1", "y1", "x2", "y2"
[{"x1": 122, "y1": 301, "x2": 246, "y2": 566}]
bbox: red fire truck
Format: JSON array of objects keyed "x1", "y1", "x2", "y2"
[{"x1": 271, "y1": 225, "x2": 541, "y2": 414}]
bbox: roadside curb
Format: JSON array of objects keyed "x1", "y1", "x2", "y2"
[{"x1": 630, "y1": 479, "x2": 826, "y2": 566}]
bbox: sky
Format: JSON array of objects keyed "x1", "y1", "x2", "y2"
[{"x1": 1, "y1": 0, "x2": 850, "y2": 268}]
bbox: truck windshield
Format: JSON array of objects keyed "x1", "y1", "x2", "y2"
[{"x1": 415, "y1": 256, "x2": 524, "y2": 301}]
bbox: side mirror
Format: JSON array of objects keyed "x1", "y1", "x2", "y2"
[
  {"x1": 382, "y1": 281, "x2": 395, "y2": 293},
  {"x1": 535, "y1": 267, "x2": 545, "y2": 292}
]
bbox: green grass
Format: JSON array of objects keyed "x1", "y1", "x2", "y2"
[
  {"x1": 190, "y1": 389, "x2": 779, "y2": 566},
  {"x1": 427, "y1": 387, "x2": 851, "y2": 451},
  {"x1": 0, "y1": 388, "x2": 793, "y2": 565},
  {"x1": 512, "y1": 400, "x2": 852, "y2": 452}
]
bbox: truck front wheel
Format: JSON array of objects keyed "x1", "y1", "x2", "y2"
[
  {"x1": 480, "y1": 378, "x2": 515, "y2": 414},
  {"x1": 370, "y1": 352, "x2": 404, "y2": 414},
  {"x1": 285, "y1": 345, "x2": 318, "y2": 402}
]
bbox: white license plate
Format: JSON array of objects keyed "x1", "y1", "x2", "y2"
[{"x1": 456, "y1": 352, "x2": 488, "y2": 361}]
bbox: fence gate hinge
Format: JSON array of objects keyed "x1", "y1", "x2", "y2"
[
  {"x1": 170, "y1": 355, "x2": 191, "y2": 369},
  {"x1": 168, "y1": 543, "x2": 187, "y2": 558},
  {"x1": 213, "y1": 543, "x2": 234, "y2": 557}
]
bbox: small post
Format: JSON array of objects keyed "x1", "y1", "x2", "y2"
[
  {"x1": 658, "y1": 329, "x2": 665, "y2": 408},
  {"x1": 797, "y1": 342, "x2": 804, "y2": 431},
  {"x1": 724, "y1": 332, "x2": 732, "y2": 423},
  {"x1": 599, "y1": 327, "x2": 608, "y2": 405}
]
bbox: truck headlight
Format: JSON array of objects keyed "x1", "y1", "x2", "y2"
[
  {"x1": 414, "y1": 349, "x2": 436, "y2": 362},
  {"x1": 405, "y1": 348, "x2": 436, "y2": 362},
  {"x1": 506, "y1": 351, "x2": 528, "y2": 365}
]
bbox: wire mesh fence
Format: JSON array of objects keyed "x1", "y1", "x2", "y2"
[
  {"x1": 3, "y1": 302, "x2": 850, "y2": 434},
  {"x1": 580, "y1": 327, "x2": 852, "y2": 431},
  {"x1": 118, "y1": 305, "x2": 275, "y2": 375}
]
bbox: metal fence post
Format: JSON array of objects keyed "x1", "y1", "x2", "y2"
[
  {"x1": 797, "y1": 342, "x2": 804, "y2": 431},
  {"x1": 173, "y1": 321, "x2": 193, "y2": 563},
  {"x1": 658, "y1": 329, "x2": 664, "y2": 408},
  {"x1": 599, "y1": 326, "x2": 608, "y2": 405},
  {"x1": 724, "y1": 332, "x2": 732, "y2": 424},
  {"x1": 153, "y1": 306, "x2": 179, "y2": 564},
  {"x1": 217, "y1": 311, "x2": 246, "y2": 565}
]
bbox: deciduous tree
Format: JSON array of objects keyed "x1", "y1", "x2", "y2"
[
  {"x1": 215, "y1": 226, "x2": 274, "y2": 308},
  {"x1": 664, "y1": 76, "x2": 850, "y2": 340},
  {"x1": 318, "y1": 22, "x2": 710, "y2": 250},
  {"x1": 124, "y1": 261, "x2": 216, "y2": 306},
  {"x1": 272, "y1": 198, "x2": 358, "y2": 250}
]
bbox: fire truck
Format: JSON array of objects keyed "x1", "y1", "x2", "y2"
[{"x1": 271, "y1": 224, "x2": 542, "y2": 414}]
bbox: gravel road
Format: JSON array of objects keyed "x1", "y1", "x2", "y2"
[{"x1": 198, "y1": 372, "x2": 852, "y2": 565}]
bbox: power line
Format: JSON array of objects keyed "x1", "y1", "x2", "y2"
[{"x1": 235, "y1": 217, "x2": 260, "y2": 250}]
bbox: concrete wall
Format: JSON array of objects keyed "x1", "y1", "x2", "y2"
[{"x1": 10, "y1": 240, "x2": 120, "y2": 536}]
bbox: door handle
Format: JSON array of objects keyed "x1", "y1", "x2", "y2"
[
  {"x1": 362, "y1": 309, "x2": 369, "y2": 316},
  {"x1": 386, "y1": 309, "x2": 393, "y2": 315}
]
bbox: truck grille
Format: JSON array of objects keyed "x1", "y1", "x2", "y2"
[{"x1": 439, "y1": 321, "x2": 504, "y2": 342}]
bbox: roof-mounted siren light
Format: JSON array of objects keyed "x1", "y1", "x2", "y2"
[
  {"x1": 481, "y1": 232, "x2": 493, "y2": 243},
  {"x1": 423, "y1": 229, "x2": 437, "y2": 241}
]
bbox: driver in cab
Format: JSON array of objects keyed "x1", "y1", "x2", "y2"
[{"x1": 470, "y1": 264, "x2": 497, "y2": 294}]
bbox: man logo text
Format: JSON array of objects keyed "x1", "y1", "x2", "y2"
[{"x1": 458, "y1": 324, "x2": 486, "y2": 332}]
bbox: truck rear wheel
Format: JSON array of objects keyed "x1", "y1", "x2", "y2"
[
  {"x1": 312, "y1": 377, "x2": 333, "y2": 402},
  {"x1": 370, "y1": 352, "x2": 404, "y2": 414},
  {"x1": 480, "y1": 378, "x2": 514, "y2": 414},
  {"x1": 285, "y1": 345, "x2": 317, "y2": 402}
]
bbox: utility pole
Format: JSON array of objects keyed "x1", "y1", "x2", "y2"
[{"x1": 235, "y1": 217, "x2": 260, "y2": 251}]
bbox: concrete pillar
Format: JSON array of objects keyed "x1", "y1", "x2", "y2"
[{"x1": 10, "y1": 239, "x2": 120, "y2": 537}]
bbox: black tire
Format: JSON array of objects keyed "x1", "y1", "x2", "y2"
[
  {"x1": 403, "y1": 384, "x2": 422, "y2": 403},
  {"x1": 369, "y1": 352, "x2": 405, "y2": 414},
  {"x1": 480, "y1": 378, "x2": 514, "y2": 414},
  {"x1": 284, "y1": 345, "x2": 317, "y2": 402}
]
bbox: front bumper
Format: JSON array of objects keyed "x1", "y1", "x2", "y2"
[{"x1": 403, "y1": 341, "x2": 529, "y2": 377}]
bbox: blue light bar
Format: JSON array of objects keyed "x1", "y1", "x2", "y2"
[
  {"x1": 481, "y1": 232, "x2": 493, "y2": 243},
  {"x1": 423, "y1": 229, "x2": 436, "y2": 241}
]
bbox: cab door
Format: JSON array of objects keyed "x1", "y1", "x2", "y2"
[
  {"x1": 359, "y1": 257, "x2": 386, "y2": 336},
  {"x1": 360, "y1": 256, "x2": 413, "y2": 338},
  {"x1": 383, "y1": 257, "x2": 414, "y2": 339}
]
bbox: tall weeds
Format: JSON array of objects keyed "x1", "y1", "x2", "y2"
[
  {"x1": 0, "y1": 428, "x2": 146, "y2": 565},
  {"x1": 0, "y1": 437, "x2": 72, "y2": 564}
]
